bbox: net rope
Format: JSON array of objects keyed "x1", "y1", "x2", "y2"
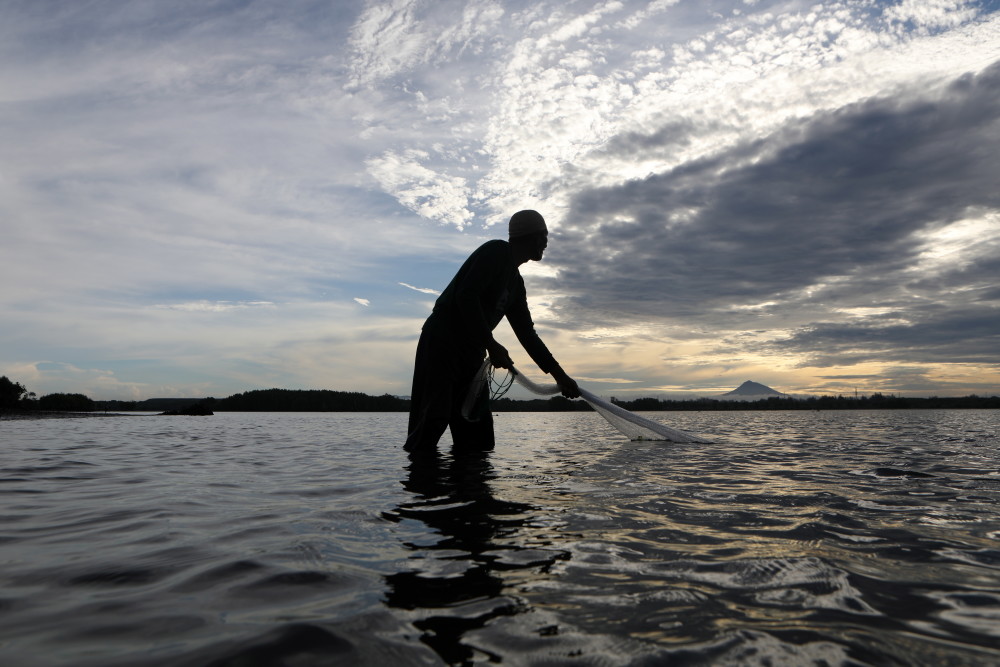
[{"x1": 463, "y1": 359, "x2": 708, "y2": 443}]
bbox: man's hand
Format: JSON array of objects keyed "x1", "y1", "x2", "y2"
[
  {"x1": 487, "y1": 341, "x2": 513, "y2": 369},
  {"x1": 551, "y1": 367, "x2": 581, "y2": 399}
]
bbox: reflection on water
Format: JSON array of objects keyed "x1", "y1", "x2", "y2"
[{"x1": 384, "y1": 449, "x2": 565, "y2": 664}]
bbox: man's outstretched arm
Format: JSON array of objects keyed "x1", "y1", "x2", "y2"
[{"x1": 551, "y1": 365, "x2": 580, "y2": 399}]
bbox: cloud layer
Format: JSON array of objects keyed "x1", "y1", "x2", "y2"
[{"x1": 2, "y1": 0, "x2": 998, "y2": 399}]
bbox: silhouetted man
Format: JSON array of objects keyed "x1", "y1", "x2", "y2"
[{"x1": 404, "y1": 210, "x2": 580, "y2": 452}]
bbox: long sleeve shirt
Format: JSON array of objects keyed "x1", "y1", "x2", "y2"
[{"x1": 422, "y1": 240, "x2": 558, "y2": 373}]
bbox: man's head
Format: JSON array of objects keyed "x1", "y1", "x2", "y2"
[
  {"x1": 508, "y1": 210, "x2": 548, "y2": 263},
  {"x1": 508, "y1": 210, "x2": 547, "y2": 240}
]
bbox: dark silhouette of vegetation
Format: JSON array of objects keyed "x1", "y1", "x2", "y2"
[
  {"x1": 98, "y1": 398, "x2": 211, "y2": 412},
  {"x1": 206, "y1": 389, "x2": 998, "y2": 411},
  {"x1": 1, "y1": 376, "x2": 33, "y2": 410},
  {"x1": 159, "y1": 403, "x2": 214, "y2": 416},
  {"x1": 2, "y1": 375, "x2": 998, "y2": 415},
  {"x1": 37, "y1": 393, "x2": 96, "y2": 412},
  {"x1": 216, "y1": 389, "x2": 408, "y2": 412}
]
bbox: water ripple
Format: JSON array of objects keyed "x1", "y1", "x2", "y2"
[{"x1": 1, "y1": 409, "x2": 999, "y2": 665}]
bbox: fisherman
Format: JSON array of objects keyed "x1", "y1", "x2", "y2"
[{"x1": 404, "y1": 210, "x2": 580, "y2": 452}]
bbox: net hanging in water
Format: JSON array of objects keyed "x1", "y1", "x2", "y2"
[{"x1": 463, "y1": 360, "x2": 708, "y2": 443}]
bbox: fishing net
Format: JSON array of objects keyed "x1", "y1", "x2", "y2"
[
  {"x1": 460, "y1": 359, "x2": 500, "y2": 423},
  {"x1": 463, "y1": 360, "x2": 707, "y2": 443}
]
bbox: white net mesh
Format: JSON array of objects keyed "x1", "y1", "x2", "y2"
[
  {"x1": 465, "y1": 360, "x2": 708, "y2": 443},
  {"x1": 460, "y1": 360, "x2": 491, "y2": 421}
]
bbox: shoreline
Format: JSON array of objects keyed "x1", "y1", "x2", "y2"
[{"x1": 0, "y1": 411, "x2": 144, "y2": 421}]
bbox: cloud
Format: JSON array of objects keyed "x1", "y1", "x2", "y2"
[
  {"x1": 2, "y1": 297, "x2": 424, "y2": 399},
  {"x1": 536, "y1": 59, "x2": 1000, "y2": 388},
  {"x1": 7, "y1": 361, "x2": 152, "y2": 401},
  {"x1": 883, "y1": 0, "x2": 980, "y2": 34},
  {"x1": 354, "y1": 297, "x2": 371, "y2": 307},
  {"x1": 347, "y1": 0, "x2": 505, "y2": 89},
  {"x1": 156, "y1": 301, "x2": 276, "y2": 313},
  {"x1": 2, "y1": 1, "x2": 999, "y2": 400},
  {"x1": 345, "y1": 0, "x2": 999, "y2": 236},
  {"x1": 779, "y1": 305, "x2": 1000, "y2": 367},
  {"x1": 399, "y1": 282, "x2": 441, "y2": 295},
  {"x1": 366, "y1": 150, "x2": 474, "y2": 228}
]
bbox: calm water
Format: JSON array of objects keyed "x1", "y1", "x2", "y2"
[{"x1": 1, "y1": 410, "x2": 999, "y2": 666}]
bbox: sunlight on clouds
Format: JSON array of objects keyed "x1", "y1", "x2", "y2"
[
  {"x1": 832, "y1": 307, "x2": 912, "y2": 326},
  {"x1": 485, "y1": 1, "x2": 998, "y2": 223},
  {"x1": 495, "y1": 319, "x2": 816, "y2": 398},
  {"x1": 615, "y1": 0, "x2": 681, "y2": 31},
  {"x1": 479, "y1": 4, "x2": 640, "y2": 220},
  {"x1": 726, "y1": 300, "x2": 780, "y2": 313},
  {"x1": 347, "y1": 0, "x2": 504, "y2": 90},
  {"x1": 367, "y1": 150, "x2": 473, "y2": 228},
  {"x1": 574, "y1": 376, "x2": 641, "y2": 384},
  {"x1": 911, "y1": 208, "x2": 1000, "y2": 277},
  {"x1": 920, "y1": 364, "x2": 1000, "y2": 393},
  {"x1": 883, "y1": 0, "x2": 980, "y2": 35},
  {"x1": 541, "y1": 1, "x2": 624, "y2": 45},
  {"x1": 345, "y1": 1, "x2": 999, "y2": 237},
  {"x1": 623, "y1": 9, "x2": 980, "y2": 173},
  {"x1": 519, "y1": 315, "x2": 993, "y2": 399},
  {"x1": 347, "y1": 0, "x2": 426, "y2": 88},
  {"x1": 811, "y1": 361, "x2": 1000, "y2": 396}
]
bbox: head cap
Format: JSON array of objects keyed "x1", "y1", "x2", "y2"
[{"x1": 508, "y1": 210, "x2": 547, "y2": 239}]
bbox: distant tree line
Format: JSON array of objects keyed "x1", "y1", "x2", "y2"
[
  {"x1": 88, "y1": 391, "x2": 1000, "y2": 413},
  {"x1": 3, "y1": 375, "x2": 998, "y2": 415},
  {"x1": 92, "y1": 392, "x2": 591, "y2": 413},
  {"x1": 1, "y1": 376, "x2": 96, "y2": 412},
  {"x1": 212, "y1": 388, "x2": 409, "y2": 412},
  {"x1": 609, "y1": 393, "x2": 1000, "y2": 411}
]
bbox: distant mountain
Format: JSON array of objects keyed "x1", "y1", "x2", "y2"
[{"x1": 721, "y1": 381, "x2": 789, "y2": 400}]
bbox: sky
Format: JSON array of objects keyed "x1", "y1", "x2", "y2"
[{"x1": 2, "y1": 0, "x2": 999, "y2": 402}]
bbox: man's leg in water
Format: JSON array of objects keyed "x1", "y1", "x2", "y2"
[
  {"x1": 405, "y1": 330, "x2": 494, "y2": 452},
  {"x1": 449, "y1": 387, "x2": 495, "y2": 452},
  {"x1": 404, "y1": 333, "x2": 451, "y2": 452}
]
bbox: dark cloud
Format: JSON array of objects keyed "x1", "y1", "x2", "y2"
[
  {"x1": 778, "y1": 305, "x2": 1000, "y2": 366},
  {"x1": 599, "y1": 119, "x2": 697, "y2": 158},
  {"x1": 545, "y1": 61, "x2": 1000, "y2": 370}
]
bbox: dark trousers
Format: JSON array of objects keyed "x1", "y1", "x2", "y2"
[{"x1": 404, "y1": 330, "x2": 494, "y2": 452}]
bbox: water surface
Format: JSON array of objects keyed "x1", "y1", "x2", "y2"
[{"x1": 1, "y1": 410, "x2": 999, "y2": 665}]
